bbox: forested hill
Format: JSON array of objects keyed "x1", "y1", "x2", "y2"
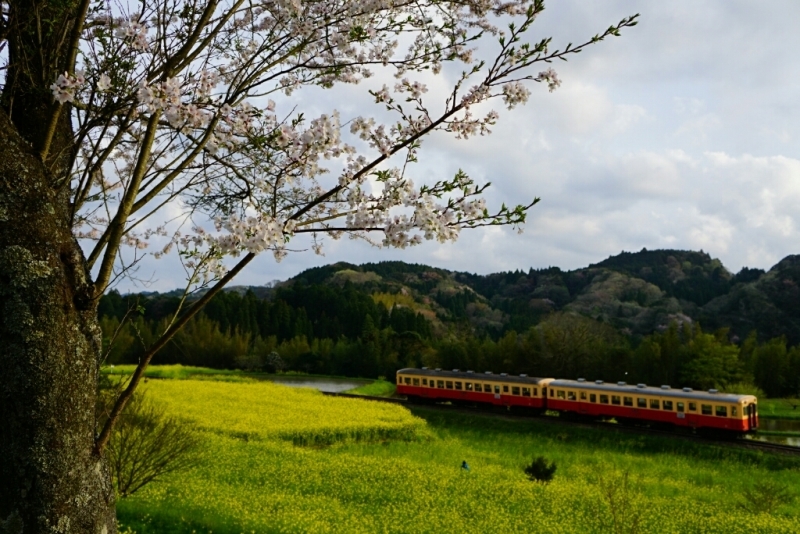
[
  {"x1": 100, "y1": 249, "x2": 800, "y2": 345},
  {"x1": 99, "y1": 249, "x2": 800, "y2": 397}
]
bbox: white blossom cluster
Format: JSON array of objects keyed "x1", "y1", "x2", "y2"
[
  {"x1": 50, "y1": 71, "x2": 85, "y2": 104},
  {"x1": 114, "y1": 19, "x2": 149, "y2": 51},
  {"x1": 537, "y1": 67, "x2": 562, "y2": 92},
  {"x1": 210, "y1": 215, "x2": 297, "y2": 262},
  {"x1": 502, "y1": 81, "x2": 531, "y2": 108},
  {"x1": 57, "y1": 0, "x2": 637, "y2": 293}
]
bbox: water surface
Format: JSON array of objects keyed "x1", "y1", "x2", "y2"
[
  {"x1": 264, "y1": 375, "x2": 370, "y2": 393},
  {"x1": 745, "y1": 418, "x2": 800, "y2": 446}
]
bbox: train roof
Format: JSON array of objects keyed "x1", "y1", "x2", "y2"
[
  {"x1": 548, "y1": 379, "x2": 757, "y2": 403},
  {"x1": 397, "y1": 368, "x2": 551, "y2": 385}
]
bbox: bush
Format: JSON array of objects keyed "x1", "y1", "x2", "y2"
[
  {"x1": 235, "y1": 352, "x2": 265, "y2": 372},
  {"x1": 265, "y1": 351, "x2": 286, "y2": 373},
  {"x1": 102, "y1": 388, "x2": 201, "y2": 498},
  {"x1": 739, "y1": 480, "x2": 795, "y2": 514},
  {"x1": 524, "y1": 456, "x2": 557, "y2": 483},
  {"x1": 590, "y1": 470, "x2": 644, "y2": 534}
]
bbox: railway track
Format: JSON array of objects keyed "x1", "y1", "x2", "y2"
[{"x1": 323, "y1": 391, "x2": 800, "y2": 456}]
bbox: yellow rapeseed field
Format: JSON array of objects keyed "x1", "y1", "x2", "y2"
[
  {"x1": 142, "y1": 379, "x2": 428, "y2": 445},
  {"x1": 120, "y1": 377, "x2": 800, "y2": 533}
]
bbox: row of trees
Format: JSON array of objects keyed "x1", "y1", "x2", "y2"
[{"x1": 101, "y1": 290, "x2": 800, "y2": 398}]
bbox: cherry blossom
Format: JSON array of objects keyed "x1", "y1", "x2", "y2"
[{"x1": 48, "y1": 0, "x2": 637, "y2": 297}]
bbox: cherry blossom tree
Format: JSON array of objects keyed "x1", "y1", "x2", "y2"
[{"x1": 0, "y1": 0, "x2": 636, "y2": 530}]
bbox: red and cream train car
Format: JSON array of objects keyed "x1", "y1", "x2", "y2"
[
  {"x1": 396, "y1": 368, "x2": 759, "y2": 434},
  {"x1": 547, "y1": 379, "x2": 758, "y2": 433},
  {"x1": 396, "y1": 367, "x2": 553, "y2": 410}
]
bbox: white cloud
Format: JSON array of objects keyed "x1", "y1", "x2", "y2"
[{"x1": 112, "y1": 1, "x2": 800, "y2": 292}]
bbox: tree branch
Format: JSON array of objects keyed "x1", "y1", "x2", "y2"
[{"x1": 94, "y1": 251, "x2": 256, "y2": 455}]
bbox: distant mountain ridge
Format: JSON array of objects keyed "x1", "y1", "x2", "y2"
[
  {"x1": 292, "y1": 250, "x2": 799, "y2": 343},
  {"x1": 142, "y1": 249, "x2": 800, "y2": 344}
]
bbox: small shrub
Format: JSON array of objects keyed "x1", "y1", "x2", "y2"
[
  {"x1": 590, "y1": 470, "x2": 644, "y2": 534},
  {"x1": 235, "y1": 352, "x2": 265, "y2": 372},
  {"x1": 265, "y1": 351, "x2": 286, "y2": 373},
  {"x1": 739, "y1": 480, "x2": 795, "y2": 514},
  {"x1": 107, "y1": 391, "x2": 201, "y2": 498},
  {"x1": 524, "y1": 456, "x2": 557, "y2": 483}
]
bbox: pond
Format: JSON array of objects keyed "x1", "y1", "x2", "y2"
[
  {"x1": 263, "y1": 375, "x2": 371, "y2": 393},
  {"x1": 744, "y1": 418, "x2": 800, "y2": 447}
]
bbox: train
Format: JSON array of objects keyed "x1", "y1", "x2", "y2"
[{"x1": 395, "y1": 367, "x2": 759, "y2": 434}]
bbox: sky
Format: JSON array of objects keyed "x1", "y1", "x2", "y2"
[{"x1": 115, "y1": 1, "x2": 800, "y2": 292}]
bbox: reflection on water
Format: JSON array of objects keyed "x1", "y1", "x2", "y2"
[
  {"x1": 758, "y1": 419, "x2": 800, "y2": 432},
  {"x1": 264, "y1": 375, "x2": 370, "y2": 393},
  {"x1": 745, "y1": 418, "x2": 800, "y2": 447}
]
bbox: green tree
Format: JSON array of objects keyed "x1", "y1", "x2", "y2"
[
  {"x1": 681, "y1": 332, "x2": 742, "y2": 390},
  {"x1": 753, "y1": 337, "x2": 791, "y2": 398}
]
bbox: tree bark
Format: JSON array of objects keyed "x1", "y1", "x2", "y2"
[{"x1": 0, "y1": 107, "x2": 116, "y2": 532}]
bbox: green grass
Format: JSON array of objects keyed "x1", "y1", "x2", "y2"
[
  {"x1": 759, "y1": 398, "x2": 800, "y2": 420},
  {"x1": 117, "y1": 378, "x2": 800, "y2": 533},
  {"x1": 102, "y1": 364, "x2": 379, "y2": 384},
  {"x1": 103, "y1": 364, "x2": 247, "y2": 381},
  {"x1": 343, "y1": 379, "x2": 396, "y2": 396}
]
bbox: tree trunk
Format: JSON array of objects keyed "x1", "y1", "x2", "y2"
[{"x1": 0, "y1": 108, "x2": 116, "y2": 532}]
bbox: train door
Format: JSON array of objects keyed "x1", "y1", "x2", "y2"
[
  {"x1": 675, "y1": 401, "x2": 686, "y2": 427},
  {"x1": 747, "y1": 403, "x2": 758, "y2": 430}
]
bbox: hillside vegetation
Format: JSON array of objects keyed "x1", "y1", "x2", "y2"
[{"x1": 99, "y1": 250, "x2": 800, "y2": 398}]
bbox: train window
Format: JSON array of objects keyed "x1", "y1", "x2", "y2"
[
  {"x1": 533, "y1": 388, "x2": 538, "y2": 397},
  {"x1": 512, "y1": 387, "x2": 520, "y2": 396},
  {"x1": 550, "y1": 389, "x2": 554, "y2": 397},
  {"x1": 404, "y1": 377, "x2": 411, "y2": 385},
  {"x1": 446, "y1": 381, "x2": 453, "y2": 389},
  {"x1": 568, "y1": 391, "x2": 576, "y2": 401},
  {"x1": 663, "y1": 400, "x2": 673, "y2": 411},
  {"x1": 503, "y1": 385, "x2": 509, "y2": 393},
  {"x1": 689, "y1": 402, "x2": 697, "y2": 412},
  {"x1": 494, "y1": 385, "x2": 501, "y2": 394},
  {"x1": 522, "y1": 387, "x2": 531, "y2": 397},
  {"x1": 715, "y1": 406, "x2": 727, "y2": 417},
  {"x1": 677, "y1": 402, "x2": 685, "y2": 412},
  {"x1": 466, "y1": 383, "x2": 473, "y2": 391},
  {"x1": 611, "y1": 395, "x2": 621, "y2": 405},
  {"x1": 557, "y1": 390, "x2": 566, "y2": 399},
  {"x1": 437, "y1": 380, "x2": 444, "y2": 388},
  {"x1": 650, "y1": 399, "x2": 660, "y2": 409},
  {"x1": 637, "y1": 398, "x2": 647, "y2": 408},
  {"x1": 413, "y1": 378, "x2": 420, "y2": 386},
  {"x1": 422, "y1": 379, "x2": 428, "y2": 386},
  {"x1": 478, "y1": 384, "x2": 486, "y2": 392},
  {"x1": 590, "y1": 394, "x2": 597, "y2": 403},
  {"x1": 623, "y1": 397, "x2": 633, "y2": 407},
  {"x1": 455, "y1": 382, "x2": 463, "y2": 390},
  {"x1": 701, "y1": 404, "x2": 712, "y2": 415},
  {"x1": 600, "y1": 395, "x2": 609, "y2": 404},
  {"x1": 580, "y1": 392, "x2": 587, "y2": 400},
  {"x1": 731, "y1": 406, "x2": 737, "y2": 417}
]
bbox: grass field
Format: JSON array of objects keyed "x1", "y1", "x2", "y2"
[
  {"x1": 758, "y1": 398, "x2": 800, "y2": 420},
  {"x1": 115, "y1": 369, "x2": 800, "y2": 533},
  {"x1": 343, "y1": 379, "x2": 396, "y2": 396},
  {"x1": 103, "y1": 364, "x2": 378, "y2": 385}
]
